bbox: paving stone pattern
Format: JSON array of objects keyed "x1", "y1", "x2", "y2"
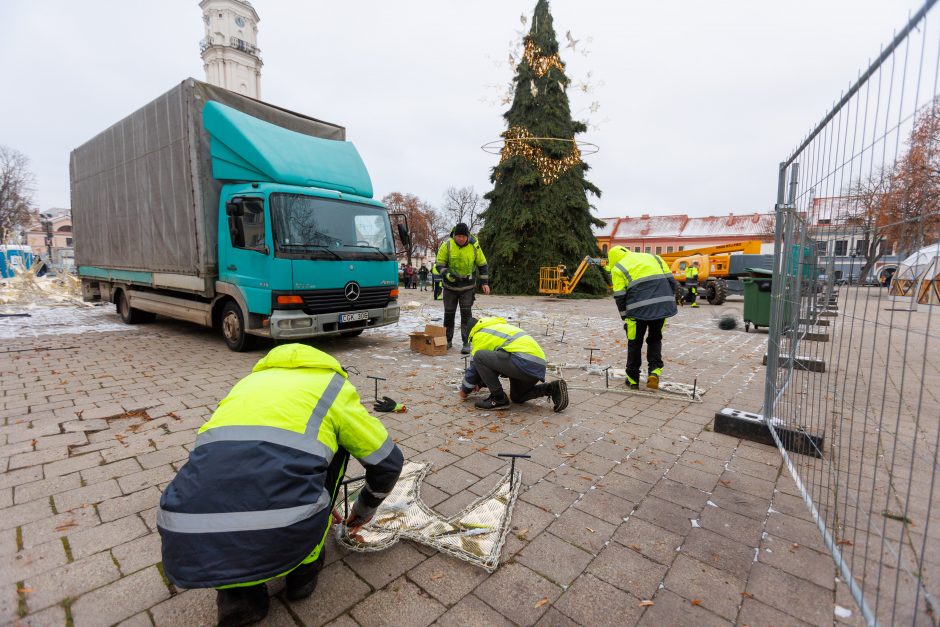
[{"x1": 0, "y1": 294, "x2": 923, "y2": 625}]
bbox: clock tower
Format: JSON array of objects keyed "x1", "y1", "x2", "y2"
[{"x1": 199, "y1": 0, "x2": 262, "y2": 98}]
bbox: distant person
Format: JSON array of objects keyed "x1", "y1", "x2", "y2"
[
  {"x1": 435, "y1": 223, "x2": 490, "y2": 354},
  {"x1": 158, "y1": 344, "x2": 403, "y2": 626},
  {"x1": 404, "y1": 264, "x2": 415, "y2": 289},
  {"x1": 683, "y1": 260, "x2": 700, "y2": 308},
  {"x1": 418, "y1": 264, "x2": 429, "y2": 291}
]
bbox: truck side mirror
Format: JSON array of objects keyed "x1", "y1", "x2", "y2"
[
  {"x1": 397, "y1": 223, "x2": 411, "y2": 247},
  {"x1": 226, "y1": 200, "x2": 244, "y2": 217}
]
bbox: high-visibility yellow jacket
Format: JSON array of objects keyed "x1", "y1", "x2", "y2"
[
  {"x1": 685, "y1": 265, "x2": 700, "y2": 285},
  {"x1": 158, "y1": 343, "x2": 403, "y2": 589},
  {"x1": 606, "y1": 246, "x2": 679, "y2": 321},
  {"x1": 435, "y1": 235, "x2": 489, "y2": 292},
  {"x1": 466, "y1": 317, "x2": 546, "y2": 382}
]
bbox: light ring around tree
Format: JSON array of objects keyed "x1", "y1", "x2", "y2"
[{"x1": 481, "y1": 137, "x2": 599, "y2": 156}]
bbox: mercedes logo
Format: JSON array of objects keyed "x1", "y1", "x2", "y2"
[{"x1": 344, "y1": 281, "x2": 361, "y2": 302}]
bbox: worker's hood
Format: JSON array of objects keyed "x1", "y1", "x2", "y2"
[
  {"x1": 252, "y1": 343, "x2": 348, "y2": 377},
  {"x1": 606, "y1": 246, "x2": 630, "y2": 271},
  {"x1": 469, "y1": 316, "x2": 506, "y2": 339}
]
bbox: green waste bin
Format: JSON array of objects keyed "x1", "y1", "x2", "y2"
[{"x1": 742, "y1": 268, "x2": 774, "y2": 332}]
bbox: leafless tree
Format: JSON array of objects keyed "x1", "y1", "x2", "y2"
[
  {"x1": 0, "y1": 146, "x2": 37, "y2": 243},
  {"x1": 440, "y1": 186, "x2": 485, "y2": 233},
  {"x1": 383, "y1": 192, "x2": 438, "y2": 266}
]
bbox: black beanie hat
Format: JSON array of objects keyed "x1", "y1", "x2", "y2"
[{"x1": 454, "y1": 223, "x2": 470, "y2": 237}]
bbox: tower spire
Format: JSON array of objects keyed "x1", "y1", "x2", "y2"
[{"x1": 199, "y1": 0, "x2": 263, "y2": 98}]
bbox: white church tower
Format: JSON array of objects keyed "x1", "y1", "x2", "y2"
[{"x1": 199, "y1": 0, "x2": 262, "y2": 98}]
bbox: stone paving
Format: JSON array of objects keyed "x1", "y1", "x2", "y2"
[{"x1": 0, "y1": 290, "x2": 904, "y2": 626}]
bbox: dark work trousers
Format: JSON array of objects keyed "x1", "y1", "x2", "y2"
[
  {"x1": 473, "y1": 350, "x2": 546, "y2": 402},
  {"x1": 684, "y1": 280, "x2": 698, "y2": 305},
  {"x1": 625, "y1": 318, "x2": 666, "y2": 385},
  {"x1": 442, "y1": 288, "x2": 475, "y2": 344}
]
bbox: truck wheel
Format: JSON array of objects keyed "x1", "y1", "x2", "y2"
[
  {"x1": 340, "y1": 329, "x2": 364, "y2": 338},
  {"x1": 220, "y1": 301, "x2": 253, "y2": 352},
  {"x1": 116, "y1": 291, "x2": 155, "y2": 324},
  {"x1": 706, "y1": 280, "x2": 728, "y2": 305}
]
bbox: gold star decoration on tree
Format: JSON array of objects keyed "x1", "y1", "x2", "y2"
[{"x1": 498, "y1": 125, "x2": 582, "y2": 185}]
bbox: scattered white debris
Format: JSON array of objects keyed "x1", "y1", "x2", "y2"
[
  {"x1": 834, "y1": 605, "x2": 853, "y2": 619},
  {"x1": 371, "y1": 354, "x2": 398, "y2": 361},
  {"x1": 690, "y1": 519, "x2": 700, "y2": 528},
  {"x1": 706, "y1": 500, "x2": 718, "y2": 508}
]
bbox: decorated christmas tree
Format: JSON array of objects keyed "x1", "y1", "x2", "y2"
[{"x1": 479, "y1": 0, "x2": 605, "y2": 295}]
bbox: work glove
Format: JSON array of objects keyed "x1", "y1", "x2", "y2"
[{"x1": 373, "y1": 396, "x2": 406, "y2": 413}]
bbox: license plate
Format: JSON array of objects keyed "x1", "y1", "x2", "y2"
[{"x1": 339, "y1": 311, "x2": 369, "y2": 323}]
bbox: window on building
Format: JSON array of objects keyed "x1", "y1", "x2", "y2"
[
  {"x1": 65, "y1": 237, "x2": 73, "y2": 246},
  {"x1": 601, "y1": 244, "x2": 608, "y2": 254},
  {"x1": 666, "y1": 246, "x2": 673, "y2": 253},
  {"x1": 634, "y1": 246, "x2": 641, "y2": 252},
  {"x1": 655, "y1": 246, "x2": 662, "y2": 254},
  {"x1": 856, "y1": 239, "x2": 868, "y2": 255},
  {"x1": 816, "y1": 241, "x2": 827, "y2": 255},
  {"x1": 834, "y1": 240, "x2": 848, "y2": 256},
  {"x1": 679, "y1": 246, "x2": 685, "y2": 251},
  {"x1": 818, "y1": 219, "x2": 831, "y2": 225},
  {"x1": 644, "y1": 246, "x2": 651, "y2": 253}
]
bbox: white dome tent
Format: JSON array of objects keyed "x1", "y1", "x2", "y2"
[{"x1": 888, "y1": 243, "x2": 940, "y2": 309}]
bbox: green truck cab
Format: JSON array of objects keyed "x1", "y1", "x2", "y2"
[{"x1": 72, "y1": 79, "x2": 404, "y2": 350}]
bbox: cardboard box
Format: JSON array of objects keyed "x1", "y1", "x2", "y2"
[{"x1": 409, "y1": 324, "x2": 448, "y2": 356}]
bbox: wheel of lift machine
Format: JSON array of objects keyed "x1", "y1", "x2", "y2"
[{"x1": 706, "y1": 280, "x2": 728, "y2": 305}]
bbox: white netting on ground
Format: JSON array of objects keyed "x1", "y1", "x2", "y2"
[{"x1": 334, "y1": 461, "x2": 520, "y2": 572}]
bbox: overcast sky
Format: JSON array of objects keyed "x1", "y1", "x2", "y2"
[{"x1": 0, "y1": 0, "x2": 929, "y2": 219}]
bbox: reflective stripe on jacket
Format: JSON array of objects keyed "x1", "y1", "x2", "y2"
[
  {"x1": 468, "y1": 317, "x2": 546, "y2": 380},
  {"x1": 435, "y1": 236, "x2": 489, "y2": 292},
  {"x1": 158, "y1": 344, "x2": 403, "y2": 589},
  {"x1": 607, "y1": 247, "x2": 679, "y2": 321}
]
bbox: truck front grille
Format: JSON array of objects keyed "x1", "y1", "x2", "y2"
[{"x1": 301, "y1": 287, "x2": 391, "y2": 315}]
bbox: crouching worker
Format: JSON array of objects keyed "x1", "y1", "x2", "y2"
[
  {"x1": 459, "y1": 317, "x2": 568, "y2": 412},
  {"x1": 157, "y1": 344, "x2": 403, "y2": 627}
]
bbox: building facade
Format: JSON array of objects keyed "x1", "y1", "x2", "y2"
[
  {"x1": 199, "y1": 0, "x2": 262, "y2": 99},
  {"x1": 810, "y1": 196, "x2": 903, "y2": 283},
  {"x1": 594, "y1": 213, "x2": 776, "y2": 256},
  {"x1": 25, "y1": 210, "x2": 74, "y2": 269}
]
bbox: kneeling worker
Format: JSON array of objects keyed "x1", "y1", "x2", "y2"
[
  {"x1": 158, "y1": 344, "x2": 404, "y2": 626},
  {"x1": 607, "y1": 246, "x2": 679, "y2": 390},
  {"x1": 459, "y1": 316, "x2": 568, "y2": 412}
]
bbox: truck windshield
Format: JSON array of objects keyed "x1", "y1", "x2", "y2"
[{"x1": 270, "y1": 193, "x2": 394, "y2": 260}]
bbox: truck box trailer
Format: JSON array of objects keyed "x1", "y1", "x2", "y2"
[{"x1": 72, "y1": 78, "x2": 403, "y2": 350}]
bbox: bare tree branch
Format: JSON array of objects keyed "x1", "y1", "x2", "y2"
[
  {"x1": 0, "y1": 145, "x2": 37, "y2": 243},
  {"x1": 440, "y1": 186, "x2": 485, "y2": 233}
]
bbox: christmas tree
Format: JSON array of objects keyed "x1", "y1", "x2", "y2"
[{"x1": 479, "y1": 0, "x2": 605, "y2": 295}]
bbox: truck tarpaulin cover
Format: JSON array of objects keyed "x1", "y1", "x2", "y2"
[{"x1": 70, "y1": 79, "x2": 345, "y2": 282}]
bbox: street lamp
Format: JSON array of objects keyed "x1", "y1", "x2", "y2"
[{"x1": 40, "y1": 213, "x2": 53, "y2": 263}]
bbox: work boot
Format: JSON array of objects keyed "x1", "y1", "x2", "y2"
[
  {"x1": 461, "y1": 343, "x2": 471, "y2": 355},
  {"x1": 626, "y1": 380, "x2": 639, "y2": 390},
  {"x1": 549, "y1": 380, "x2": 569, "y2": 413},
  {"x1": 647, "y1": 374, "x2": 660, "y2": 390},
  {"x1": 474, "y1": 393, "x2": 510, "y2": 410},
  {"x1": 286, "y1": 552, "x2": 324, "y2": 601},
  {"x1": 217, "y1": 584, "x2": 269, "y2": 627},
  {"x1": 691, "y1": 302, "x2": 699, "y2": 308},
  {"x1": 447, "y1": 340, "x2": 453, "y2": 349}
]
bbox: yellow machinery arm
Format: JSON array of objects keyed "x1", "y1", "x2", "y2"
[
  {"x1": 659, "y1": 240, "x2": 762, "y2": 261},
  {"x1": 538, "y1": 256, "x2": 606, "y2": 295}
]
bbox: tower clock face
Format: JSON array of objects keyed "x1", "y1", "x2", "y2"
[{"x1": 235, "y1": 16, "x2": 245, "y2": 27}]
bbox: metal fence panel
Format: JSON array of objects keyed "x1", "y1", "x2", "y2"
[{"x1": 763, "y1": 2, "x2": 940, "y2": 625}]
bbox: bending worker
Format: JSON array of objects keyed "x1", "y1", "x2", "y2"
[
  {"x1": 435, "y1": 222, "x2": 490, "y2": 354},
  {"x1": 684, "y1": 260, "x2": 700, "y2": 308},
  {"x1": 607, "y1": 246, "x2": 679, "y2": 390},
  {"x1": 459, "y1": 316, "x2": 568, "y2": 412},
  {"x1": 158, "y1": 344, "x2": 404, "y2": 627}
]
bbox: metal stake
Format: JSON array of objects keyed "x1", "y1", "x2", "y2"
[
  {"x1": 603, "y1": 366, "x2": 611, "y2": 389},
  {"x1": 692, "y1": 378, "x2": 697, "y2": 400},
  {"x1": 585, "y1": 347, "x2": 599, "y2": 364},
  {"x1": 497, "y1": 453, "x2": 531, "y2": 488},
  {"x1": 559, "y1": 330, "x2": 566, "y2": 343},
  {"x1": 366, "y1": 375, "x2": 386, "y2": 401}
]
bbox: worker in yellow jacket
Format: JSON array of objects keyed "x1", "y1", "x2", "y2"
[
  {"x1": 607, "y1": 246, "x2": 679, "y2": 390},
  {"x1": 158, "y1": 344, "x2": 403, "y2": 626},
  {"x1": 435, "y1": 223, "x2": 490, "y2": 354},
  {"x1": 684, "y1": 261, "x2": 700, "y2": 308},
  {"x1": 459, "y1": 317, "x2": 568, "y2": 412}
]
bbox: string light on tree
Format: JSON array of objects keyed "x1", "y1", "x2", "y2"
[
  {"x1": 483, "y1": 126, "x2": 598, "y2": 186},
  {"x1": 523, "y1": 39, "x2": 565, "y2": 78}
]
